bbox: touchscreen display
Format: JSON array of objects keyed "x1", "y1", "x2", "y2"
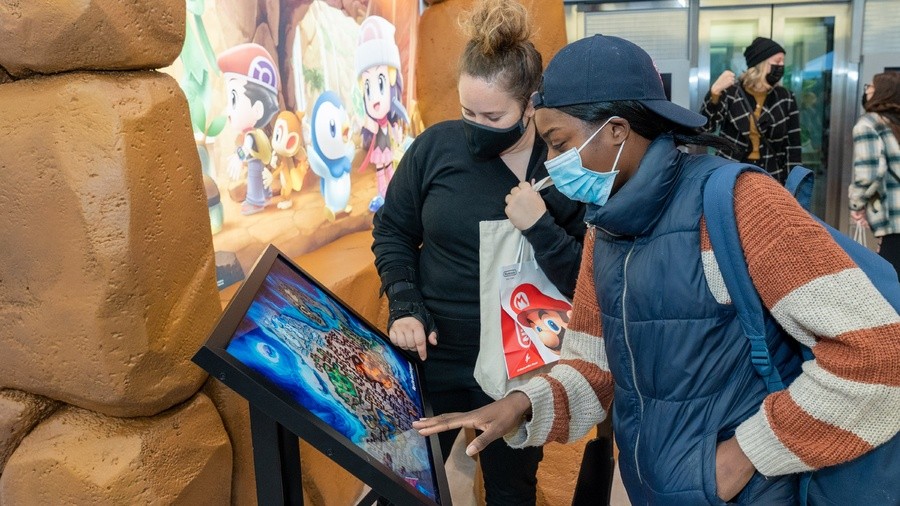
[{"x1": 224, "y1": 256, "x2": 439, "y2": 502}]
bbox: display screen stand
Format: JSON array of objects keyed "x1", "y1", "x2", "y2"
[
  {"x1": 196, "y1": 245, "x2": 450, "y2": 505},
  {"x1": 249, "y1": 404, "x2": 388, "y2": 506},
  {"x1": 249, "y1": 404, "x2": 304, "y2": 506}
]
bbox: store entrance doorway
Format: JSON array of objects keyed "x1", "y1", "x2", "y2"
[{"x1": 698, "y1": 4, "x2": 852, "y2": 226}]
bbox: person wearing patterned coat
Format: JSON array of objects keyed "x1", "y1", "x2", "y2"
[
  {"x1": 700, "y1": 37, "x2": 802, "y2": 185},
  {"x1": 850, "y1": 71, "x2": 900, "y2": 275},
  {"x1": 415, "y1": 35, "x2": 900, "y2": 505}
]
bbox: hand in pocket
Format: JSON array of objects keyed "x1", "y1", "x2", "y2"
[{"x1": 715, "y1": 436, "x2": 756, "y2": 501}]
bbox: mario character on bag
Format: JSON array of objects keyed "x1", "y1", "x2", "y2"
[
  {"x1": 217, "y1": 43, "x2": 281, "y2": 215},
  {"x1": 269, "y1": 111, "x2": 309, "y2": 210},
  {"x1": 308, "y1": 91, "x2": 354, "y2": 222},
  {"x1": 509, "y1": 283, "x2": 570, "y2": 353},
  {"x1": 355, "y1": 16, "x2": 409, "y2": 212}
]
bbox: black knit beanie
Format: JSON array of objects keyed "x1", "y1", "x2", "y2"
[{"x1": 743, "y1": 37, "x2": 785, "y2": 68}]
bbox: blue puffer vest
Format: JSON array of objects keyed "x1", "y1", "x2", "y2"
[{"x1": 586, "y1": 136, "x2": 803, "y2": 505}]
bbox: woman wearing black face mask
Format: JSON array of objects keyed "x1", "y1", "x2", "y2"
[
  {"x1": 371, "y1": 0, "x2": 585, "y2": 503},
  {"x1": 701, "y1": 37, "x2": 801, "y2": 185}
]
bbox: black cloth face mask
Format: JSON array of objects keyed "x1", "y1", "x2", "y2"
[
  {"x1": 766, "y1": 64, "x2": 785, "y2": 86},
  {"x1": 462, "y1": 114, "x2": 527, "y2": 160}
]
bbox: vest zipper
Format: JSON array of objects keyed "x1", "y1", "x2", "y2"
[{"x1": 622, "y1": 241, "x2": 645, "y2": 485}]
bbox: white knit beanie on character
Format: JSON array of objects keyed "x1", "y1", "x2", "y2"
[{"x1": 355, "y1": 16, "x2": 401, "y2": 76}]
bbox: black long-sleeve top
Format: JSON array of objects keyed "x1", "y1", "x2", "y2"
[{"x1": 372, "y1": 119, "x2": 585, "y2": 329}]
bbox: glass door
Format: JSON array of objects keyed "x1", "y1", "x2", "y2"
[
  {"x1": 698, "y1": 4, "x2": 852, "y2": 226},
  {"x1": 699, "y1": 8, "x2": 771, "y2": 90},
  {"x1": 772, "y1": 4, "x2": 851, "y2": 227}
]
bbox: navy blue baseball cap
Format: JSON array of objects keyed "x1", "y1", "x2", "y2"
[{"x1": 532, "y1": 34, "x2": 707, "y2": 129}]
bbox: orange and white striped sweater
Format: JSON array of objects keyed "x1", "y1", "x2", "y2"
[{"x1": 505, "y1": 172, "x2": 900, "y2": 477}]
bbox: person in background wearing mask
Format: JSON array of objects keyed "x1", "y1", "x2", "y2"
[
  {"x1": 701, "y1": 37, "x2": 801, "y2": 184},
  {"x1": 414, "y1": 34, "x2": 900, "y2": 505},
  {"x1": 371, "y1": 0, "x2": 585, "y2": 503},
  {"x1": 850, "y1": 72, "x2": 900, "y2": 275}
]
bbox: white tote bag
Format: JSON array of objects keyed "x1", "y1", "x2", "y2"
[
  {"x1": 853, "y1": 221, "x2": 868, "y2": 248},
  {"x1": 476, "y1": 217, "x2": 572, "y2": 400}
]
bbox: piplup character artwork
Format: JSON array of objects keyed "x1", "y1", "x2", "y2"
[{"x1": 308, "y1": 91, "x2": 355, "y2": 222}]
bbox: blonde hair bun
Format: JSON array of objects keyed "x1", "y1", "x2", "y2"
[{"x1": 462, "y1": 0, "x2": 532, "y2": 56}]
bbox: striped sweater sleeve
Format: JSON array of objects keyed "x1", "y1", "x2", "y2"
[
  {"x1": 504, "y1": 229, "x2": 615, "y2": 448},
  {"x1": 706, "y1": 172, "x2": 900, "y2": 477}
]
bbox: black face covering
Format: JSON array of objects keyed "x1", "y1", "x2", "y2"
[
  {"x1": 862, "y1": 90, "x2": 869, "y2": 109},
  {"x1": 766, "y1": 64, "x2": 785, "y2": 86},
  {"x1": 462, "y1": 115, "x2": 526, "y2": 160}
]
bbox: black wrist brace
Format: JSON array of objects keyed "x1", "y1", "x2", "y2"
[{"x1": 380, "y1": 267, "x2": 437, "y2": 336}]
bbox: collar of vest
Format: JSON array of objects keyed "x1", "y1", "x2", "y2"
[{"x1": 585, "y1": 134, "x2": 682, "y2": 236}]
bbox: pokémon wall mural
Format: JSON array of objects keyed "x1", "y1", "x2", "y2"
[{"x1": 166, "y1": 0, "x2": 423, "y2": 294}]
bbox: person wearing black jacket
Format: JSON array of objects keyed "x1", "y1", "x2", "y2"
[
  {"x1": 371, "y1": 0, "x2": 585, "y2": 503},
  {"x1": 700, "y1": 37, "x2": 801, "y2": 185}
]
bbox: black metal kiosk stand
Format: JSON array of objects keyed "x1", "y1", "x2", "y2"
[
  {"x1": 194, "y1": 246, "x2": 450, "y2": 506},
  {"x1": 249, "y1": 405, "x2": 304, "y2": 506},
  {"x1": 249, "y1": 405, "x2": 383, "y2": 506}
]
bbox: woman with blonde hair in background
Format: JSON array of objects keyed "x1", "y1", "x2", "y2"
[
  {"x1": 850, "y1": 71, "x2": 900, "y2": 275},
  {"x1": 701, "y1": 37, "x2": 801, "y2": 184}
]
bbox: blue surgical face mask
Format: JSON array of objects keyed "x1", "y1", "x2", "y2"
[{"x1": 544, "y1": 116, "x2": 625, "y2": 206}]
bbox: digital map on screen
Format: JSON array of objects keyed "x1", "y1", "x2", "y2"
[{"x1": 226, "y1": 257, "x2": 438, "y2": 501}]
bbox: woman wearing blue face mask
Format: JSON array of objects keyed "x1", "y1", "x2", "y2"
[
  {"x1": 371, "y1": 0, "x2": 585, "y2": 503},
  {"x1": 701, "y1": 37, "x2": 801, "y2": 185},
  {"x1": 415, "y1": 34, "x2": 900, "y2": 506}
]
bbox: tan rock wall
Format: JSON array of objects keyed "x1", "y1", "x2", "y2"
[
  {"x1": 0, "y1": 0, "x2": 184, "y2": 78},
  {"x1": 0, "y1": 393, "x2": 232, "y2": 505},
  {"x1": 201, "y1": 381, "x2": 258, "y2": 506},
  {"x1": 415, "y1": 0, "x2": 568, "y2": 127},
  {"x1": 0, "y1": 71, "x2": 220, "y2": 418},
  {"x1": 0, "y1": 390, "x2": 60, "y2": 474}
]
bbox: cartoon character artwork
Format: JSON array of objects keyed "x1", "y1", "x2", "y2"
[
  {"x1": 508, "y1": 283, "x2": 570, "y2": 353},
  {"x1": 269, "y1": 111, "x2": 309, "y2": 210},
  {"x1": 216, "y1": 43, "x2": 281, "y2": 215},
  {"x1": 308, "y1": 92, "x2": 354, "y2": 222},
  {"x1": 355, "y1": 16, "x2": 409, "y2": 212},
  {"x1": 237, "y1": 129, "x2": 273, "y2": 200}
]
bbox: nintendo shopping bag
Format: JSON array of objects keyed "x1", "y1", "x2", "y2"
[{"x1": 476, "y1": 219, "x2": 571, "y2": 400}]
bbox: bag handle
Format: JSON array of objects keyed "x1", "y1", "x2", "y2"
[
  {"x1": 511, "y1": 176, "x2": 555, "y2": 271},
  {"x1": 853, "y1": 222, "x2": 868, "y2": 248},
  {"x1": 513, "y1": 234, "x2": 530, "y2": 267}
]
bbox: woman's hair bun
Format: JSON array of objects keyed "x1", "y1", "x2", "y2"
[{"x1": 461, "y1": 0, "x2": 532, "y2": 56}]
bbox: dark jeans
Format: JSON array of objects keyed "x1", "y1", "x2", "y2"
[
  {"x1": 428, "y1": 387, "x2": 544, "y2": 506},
  {"x1": 880, "y1": 233, "x2": 900, "y2": 277}
]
